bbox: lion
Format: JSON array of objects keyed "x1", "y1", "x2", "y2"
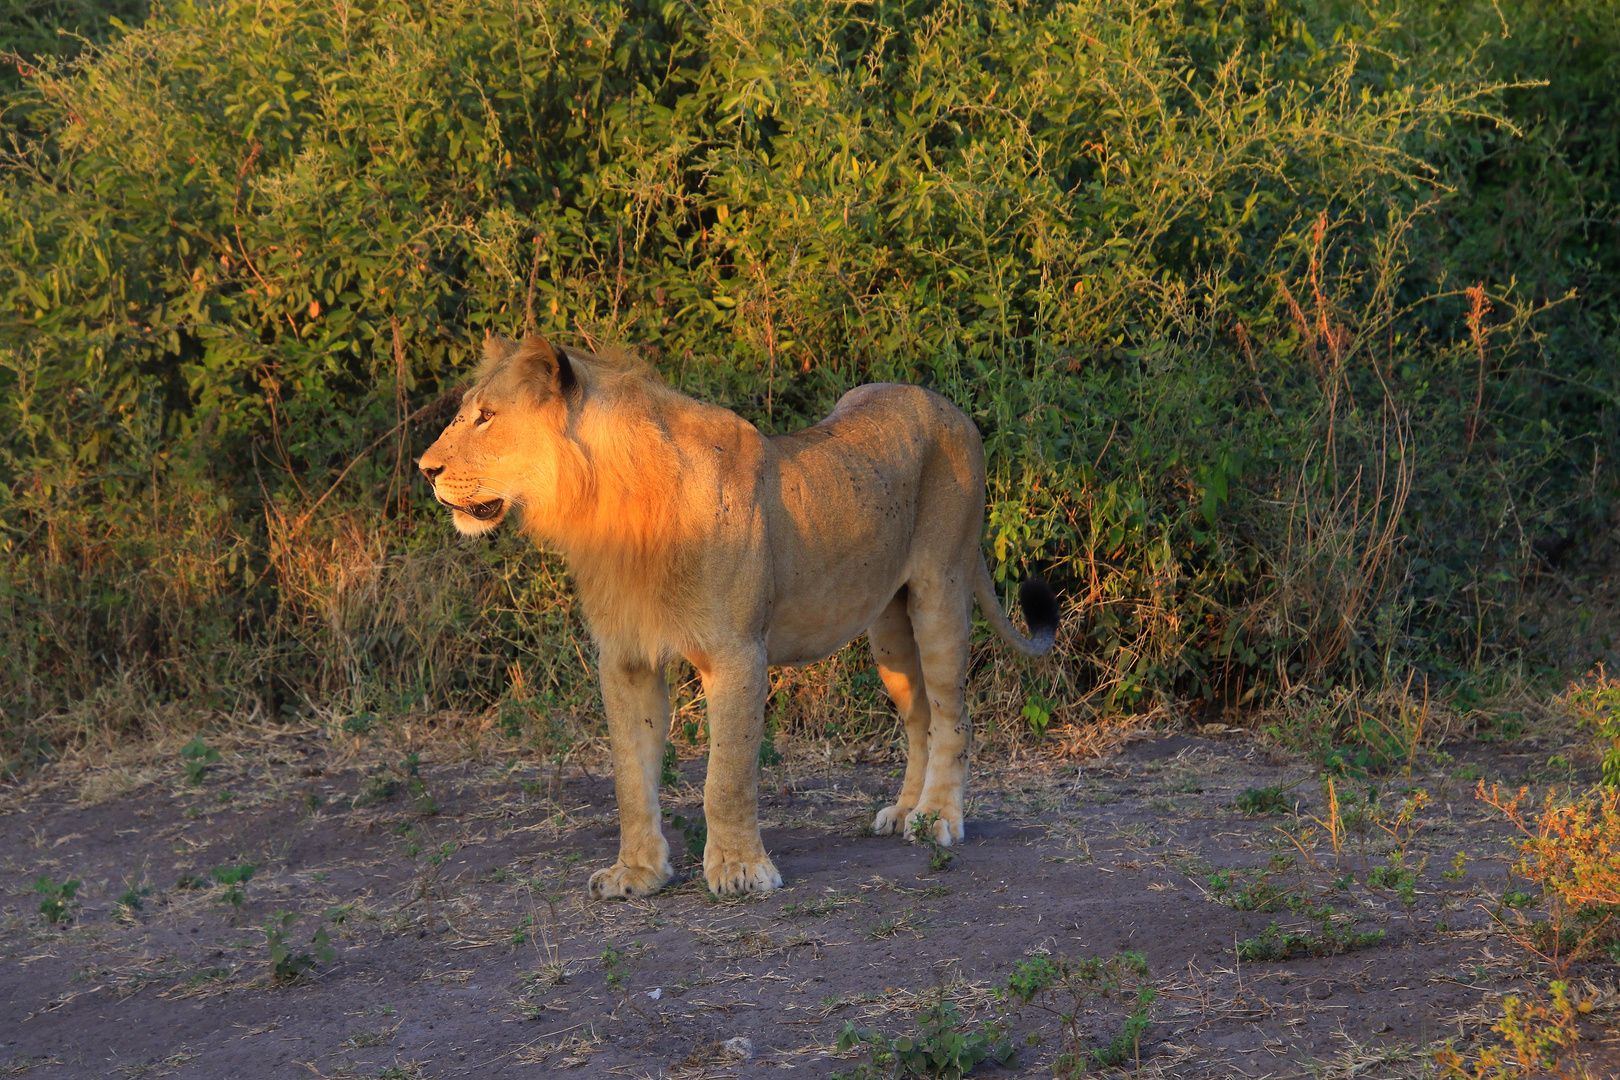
[{"x1": 418, "y1": 334, "x2": 1058, "y2": 898}]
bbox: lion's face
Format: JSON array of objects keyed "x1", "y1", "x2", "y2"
[{"x1": 418, "y1": 335, "x2": 576, "y2": 537}]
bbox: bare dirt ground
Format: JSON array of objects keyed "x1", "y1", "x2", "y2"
[{"x1": 2, "y1": 726, "x2": 1617, "y2": 1080}]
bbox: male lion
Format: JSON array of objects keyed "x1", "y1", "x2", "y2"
[{"x1": 418, "y1": 334, "x2": 1057, "y2": 898}]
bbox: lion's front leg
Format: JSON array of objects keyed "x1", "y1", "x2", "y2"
[
  {"x1": 699, "y1": 649, "x2": 782, "y2": 896},
  {"x1": 588, "y1": 656, "x2": 674, "y2": 900}
]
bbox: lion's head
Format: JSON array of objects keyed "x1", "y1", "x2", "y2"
[{"x1": 417, "y1": 334, "x2": 581, "y2": 537}]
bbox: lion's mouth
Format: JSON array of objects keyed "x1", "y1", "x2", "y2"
[{"x1": 441, "y1": 496, "x2": 506, "y2": 521}]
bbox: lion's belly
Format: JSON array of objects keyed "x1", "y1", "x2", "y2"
[
  {"x1": 765, "y1": 589, "x2": 897, "y2": 668},
  {"x1": 762, "y1": 527, "x2": 912, "y2": 667}
]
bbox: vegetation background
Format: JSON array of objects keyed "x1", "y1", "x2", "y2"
[{"x1": 1, "y1": 0, "x2": 1616, "y2": 774}]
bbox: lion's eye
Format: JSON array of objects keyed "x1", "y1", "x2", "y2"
[{"x1": 475, "y1": 409, "x2": 494, "y2": 425}]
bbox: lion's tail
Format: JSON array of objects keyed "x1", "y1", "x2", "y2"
[{"x1": 973, "y1": 558, "x2": 1058, "y2": 658}]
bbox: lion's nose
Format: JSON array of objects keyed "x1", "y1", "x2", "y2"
[{"x1": 420, "y1": 464, "x2": 444, "y2": 482}]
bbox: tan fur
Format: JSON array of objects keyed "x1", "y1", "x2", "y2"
[{"x1": 418, "y1": 334, "x2": 1051, "y2": 897}]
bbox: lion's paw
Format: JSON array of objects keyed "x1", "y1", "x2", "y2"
[
  {"x1": 588, "y1": 860, "x2": 672, "y2": 900},
  {"x1": 872, "y1": 804, "x2": 915, "y2": 836},
  {"x1": 704, "y1": 852, "x2": 782, "y2": 896},
  {"x1": 905, "y1": 808, "x2": 965, "y2": 847}
]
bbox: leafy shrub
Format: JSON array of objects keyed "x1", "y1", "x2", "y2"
[
  {"x1": 1478, "y1": 781, "x2": 1620, "y2": 970},
  {"x1": 1434, "y1": 979, "x2": 1592, "y2": 1080},
  {"x1": 0, "y1": 0, "x2": 1615, "y2": 751},
  {"x1": 1563, "y1": 669, "x2": 1620, "y2": 787}
]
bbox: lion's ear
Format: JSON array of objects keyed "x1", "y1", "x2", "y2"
[
  {"x1": 483, "y1": 333, "x2": 520, "y2": 365},
  {"x1": 515, "y1": 336, "x2": 579, "y2": 400},
  {"x1": 552, "y1": 344, "x2": 578, "y2": 396}
]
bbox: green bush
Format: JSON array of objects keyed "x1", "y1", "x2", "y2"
[{"x1": 1, "y1": 0, "x2": 1616, "y2": 753}]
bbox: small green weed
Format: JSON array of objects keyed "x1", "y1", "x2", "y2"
[
  {"x1": 34, "y1": 876, "x2": 81, "y2": 924},
  {"x1": 180, "y1": 737, "x2": 220, "y2": 784},
  {"x1": 865, "y1": 910, "x2": 917, "y2": 940},
  {"x1": 759, "y1": 715, "x2": 783, "y2": 768},
  {"x1": 1367, "y1": 854, "x2": 1423, "y2": 911},
  {"x1": 1206, "y1": 869, "x2": 1291, "y2": 912},
  {"x1": 835, "y1": 995, "x2": 1014, "y2": 1080},
  {"x1": 1235, "y1": 912, "x2": 1385, "y2": 961},
  {"x1": 1088, "y1": 985, "x2": 1156, "y2": 1069},
  {"x1": 783, "y1": 893, "x2": 859, "y2": 918},
  {"x1": 1234, "y1": 777, "x2": 1304, "y2": 816},
  {"x1": 999, "y1": 951, "x2": 1155, "y2": 1076},
  {"x1": 1022, "y1": 693, "x2": 1052, "y2": 742},
  {"x1": 910, "y1": 813, "x2": 955, "y2": 873},
  {"x1": 264, "y1": 910, "x2": 336, "y2": 983},
  {"x1": 660, "y1": 743, "x2": 680, "y2": 788},
  {"x1": 600, "y1": 944, "x2": 642, "y2": 1008},
  {"x1": 187, "y1": 967, "x2": 231, "y2": 988},
  {"x1": 667, "y1": 813, "x2": 707, "y2": 863},
  {"x1": 341, "y1": 712, "x2": 376, "y2": 739},
  {"x1": 209, "y1": 863, "x2": 256, "y2": 908},
  {"x1": 354, "y1": 768, "x2": 398, "y2": 807}
]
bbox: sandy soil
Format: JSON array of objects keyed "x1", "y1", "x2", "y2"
[{"x1": 2, "y1": 728, "x2": 1616, "y2": 1079}]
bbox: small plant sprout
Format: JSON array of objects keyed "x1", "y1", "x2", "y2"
[
  {"x1": 667, "y1": 813, "x2": 707, "y2": 864},
  {"x1": 910, "y1": 812, "x2": 955, "y2": 872},
  {"x1": 210, "y1": 863, "x2": 256, "y2": 908},
  {"x1": 836, "y1": 992, "x2": 1014, "y2": 1079},
  {"x1": 1235, "y1": 775, "x2": 1306, "y2": 816},
  {"x1": 34, "y1": 876, "x2": 81, "y2": 924},
  {"x1": 180, "y1": 737, "x2": 220, "y2": 784},
  {"x1": 1022, "y1": 693, "x2": 1052, "y2": 742},
  {"x1": 660, "y1": 743, "x2": 680, "y2": 788},
  {"x1": 264, "y1": 910, "x2": 337, "y2": 983},
  {"x1": 526, "y1": 854, "x2": 579, "y2": 987}
]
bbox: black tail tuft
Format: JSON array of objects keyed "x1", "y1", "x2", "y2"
[{"x1": 1017, "y1": 577, "x2": 1060, "y2": 655}]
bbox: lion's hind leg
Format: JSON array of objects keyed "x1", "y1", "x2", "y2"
[
  {"x1": 900, "y1": 585, "x2": 972, "y2": 847},
  {"x1": 868, "y1": 590, "x2": 934, "y2": 837}
]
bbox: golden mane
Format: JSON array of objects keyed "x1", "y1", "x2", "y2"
[{"x1": 462, "y1": 335, "x2": 699, "y2": 664}]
